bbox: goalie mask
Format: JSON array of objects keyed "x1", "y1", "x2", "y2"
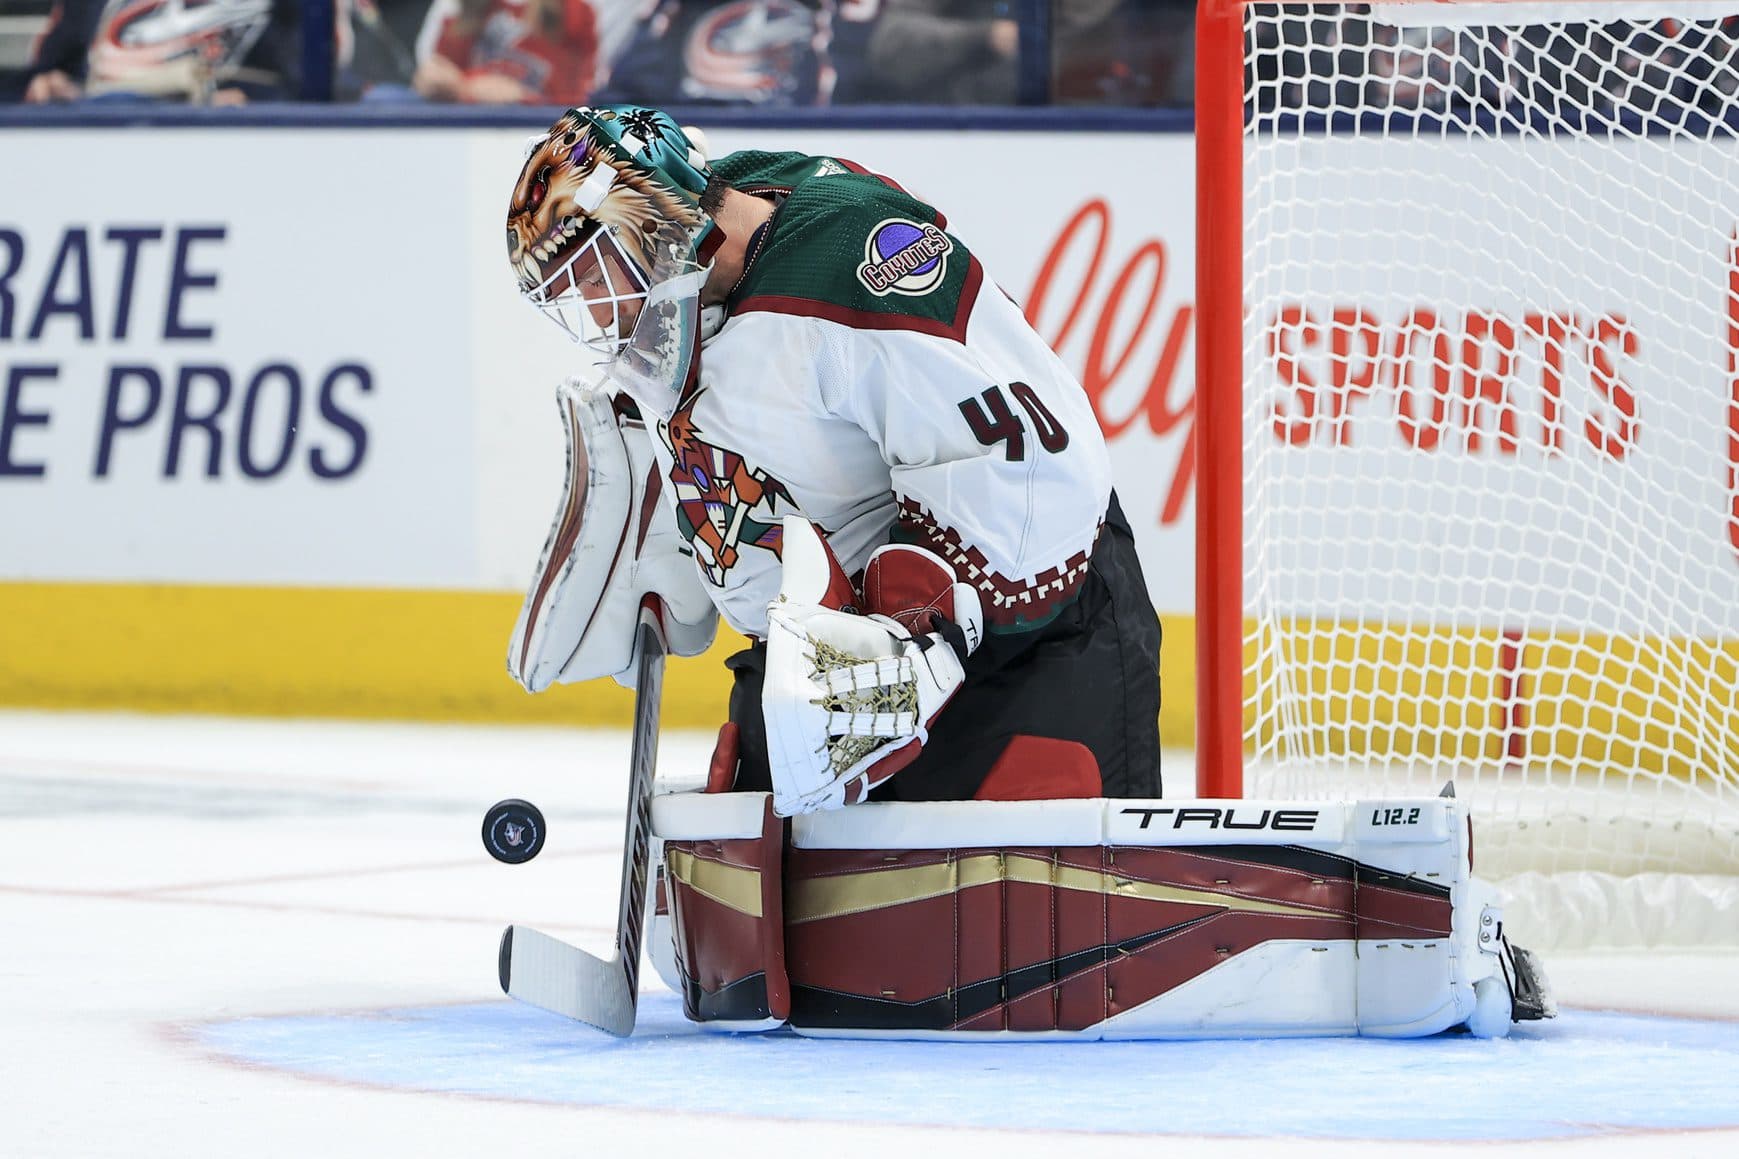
[{"x1": 507, "y1": 106, "x2": 719, "y2": 419}]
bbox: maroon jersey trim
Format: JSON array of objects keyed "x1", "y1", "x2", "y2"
[{"x1": 731, "y1": 256, "x2": 984, "y2": 346}]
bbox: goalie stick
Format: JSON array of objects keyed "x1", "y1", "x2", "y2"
[{"x1": 498, "y1": 603, "x2": 666, "y2": 1035}]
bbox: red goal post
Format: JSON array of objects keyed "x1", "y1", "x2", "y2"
[
  {"x1": 1196, "y1": 0, "x2": 1252, "y2": 802},
  {"x1": 1194, "y1": 0, "x2": 1739, "y2": 945}
]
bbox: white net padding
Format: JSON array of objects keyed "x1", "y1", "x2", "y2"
[{"x1": 1237, "y1": 1, "x2": 1739, "y2": 946}]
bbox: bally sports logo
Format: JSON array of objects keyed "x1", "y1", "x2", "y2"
[{"x1": 857, "y1": 219, "x2": 953, "y2": 297}]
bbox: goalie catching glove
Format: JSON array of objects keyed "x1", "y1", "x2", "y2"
[{"x1": 762, "y1": 516, "x2": 983, "y2": 816}]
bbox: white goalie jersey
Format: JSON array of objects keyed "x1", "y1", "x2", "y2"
[{"x1": 649, "y1": 149, "x2": 1114, "y2": 641}]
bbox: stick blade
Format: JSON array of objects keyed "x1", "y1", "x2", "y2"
[{"x1": 499, "y1": 925, "x2": 636, "y2": 1037}]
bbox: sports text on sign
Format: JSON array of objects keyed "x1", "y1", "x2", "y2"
[{"x1": 1264, "y1": 306, "x2": 1640, "y2": 459}]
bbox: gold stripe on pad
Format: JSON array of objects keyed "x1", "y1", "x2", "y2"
[
  {"x1": 1020, "y1": 858, "x2": 1328, "y2": 919},
  {"x1": 788, "y1": 855, "x2": 993, "y2": 924},
  {"x1": 788, "y1": 852, "x2": 1330, "y2": 925},
  {"x1": 665, "y1": 847, "x2": 764, "y2": 918}
]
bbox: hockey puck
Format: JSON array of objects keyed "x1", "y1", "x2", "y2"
[{"x1": 483, "y1": 798, "x2": 546, "y2": 864}]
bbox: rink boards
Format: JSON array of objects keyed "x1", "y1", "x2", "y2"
[
  {"x1": 0, "y1": 123, "x2": 1196, "y2": 732},
  {"x1": 4, "y1": 120, "x2": 1737, "y2": 754}
]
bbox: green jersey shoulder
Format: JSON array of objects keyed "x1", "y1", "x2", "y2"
[{"x1": 710, "y1": 150, "x2": 982, "y2": 338}]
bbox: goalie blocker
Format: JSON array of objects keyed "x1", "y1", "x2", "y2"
[
  {"x1": 507, "y1": 379, "x2": 717, "y2": 694},
  {"x1": 648, "y1": 789, "x2": 1555, "y2": 1039}
]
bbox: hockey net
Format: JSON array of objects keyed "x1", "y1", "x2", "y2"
[{"x1": 1196, "y1": 0, "x2": 1739, "y2": 947}]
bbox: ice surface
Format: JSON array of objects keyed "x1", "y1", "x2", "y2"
[
  {"x1": 194, "y1": 997, "x2": 1739, "y2": 1141},
  {"x1": 3, "y1": 711, "x2": 1738, "y2": 1158}
]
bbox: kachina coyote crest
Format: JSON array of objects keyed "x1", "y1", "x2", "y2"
[
  {"x1": 505, "y1": 107, "x2": 711, "y2": 302},
  {"x1": 658, "y1": 394, "x2": 787, "y2": 585}
]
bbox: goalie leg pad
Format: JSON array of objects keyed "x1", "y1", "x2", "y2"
[
  {"x1": 705, "y1": 721, "x2": 740, "y2": 794},
  {"x1": 772, "y1": 796, "x2": 1552, "y2": 1039},
  {"x1": 651, "y1": 791, "x2": 789, "y2": 1031},
  {"x1": 972, "y1": 735, "x2": 1102, "y2": 801},
  {"x1": 647, "y1": 856, "x2": 682, "y2": 996}
]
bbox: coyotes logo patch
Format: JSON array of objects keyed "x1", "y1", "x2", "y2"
[
  {"x1": 658, "y1": 392, "x2": 788, "y2": 585},
  {"x1": 857, "y1": 219, "x2": 953, "y2": 297}
]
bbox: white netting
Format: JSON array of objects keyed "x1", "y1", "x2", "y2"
[{"x1": 1238, "y1": 2, "x2": 1739, "y2": 944}]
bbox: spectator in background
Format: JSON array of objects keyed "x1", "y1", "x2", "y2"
[
  {"x1": 1052, "y1": 0, "x2": 1195, "y2": 107},
  {"x1": 582, "y1": 0, "x2": 650, "y2": 96},
  {"x1": 862, "y1": 0, "x2": 1018, "y2": 104},
  {"x1": 412, "y1": 0, "x2": 599, "y2": 104},
  {"x1": 336, "y1": 0, "x2": 425, "y2": 100},
  {"x1": 598, "y1": 1, "x2": 864, "y2": 107},
  {"x1": 23, "y1": 0, "x2": 299, "y2": 105},
  {"x1": 1365, "y1": 20, "x2": 1475, "y2": 111}
]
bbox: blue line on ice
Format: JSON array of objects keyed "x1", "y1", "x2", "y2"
[{"x1": 195, "y1": 991, "x2": 1739, "y2": 1139}]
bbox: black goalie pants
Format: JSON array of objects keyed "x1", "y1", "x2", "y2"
[{"x1": 725, "y1": 492, "x2": 1163, "y2": 800}]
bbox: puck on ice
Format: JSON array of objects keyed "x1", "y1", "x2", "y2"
[{"x1": 483, "y1": 799, "x2": 546, "y2": 864}]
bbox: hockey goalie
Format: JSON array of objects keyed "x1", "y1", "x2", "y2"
[{"x1": 498, "y1": 103, "x2": 1553, "y2": 1040}]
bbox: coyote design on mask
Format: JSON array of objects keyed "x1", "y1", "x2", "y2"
[{"x1": 506, "y1": 109, "x2": 707, "y2": 297}]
